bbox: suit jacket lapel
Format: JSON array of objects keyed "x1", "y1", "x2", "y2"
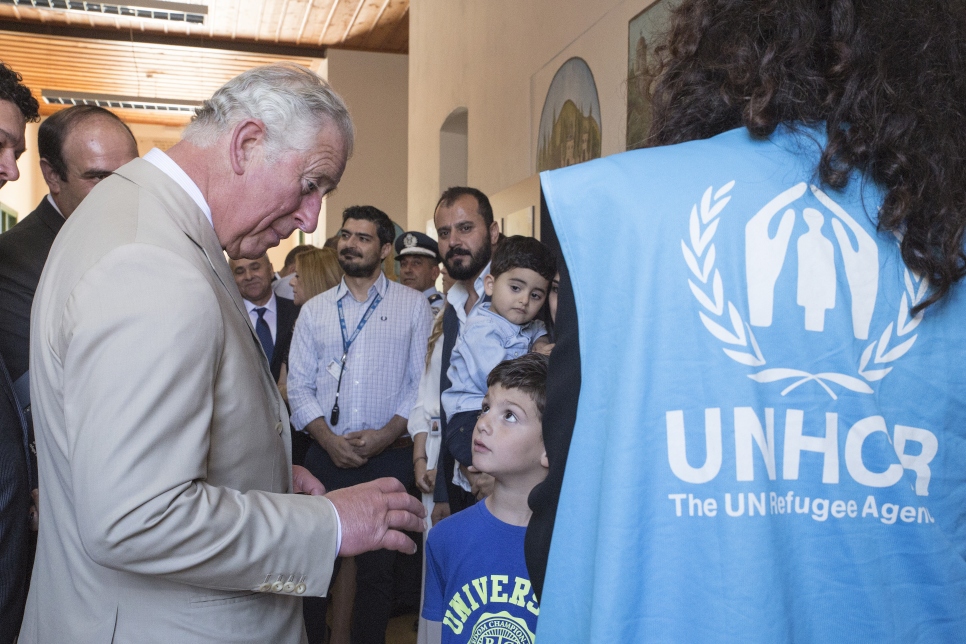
[{"x1": 113, "y1": 160, "x2": 251, "y2": 324}]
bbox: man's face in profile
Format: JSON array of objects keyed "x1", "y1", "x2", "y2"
[
  {"x1": 0, "y1": 98, "x2": 26, "y2": 190},
  {"x1": 42, "y1": 116, "x2": 139, "y2": 218},
  {"x1": 231, "y1": 255, "x2": 274, "y2": 305},
  {"x1": 219, "y1": 121, "x2": 347, "y2": 260}
]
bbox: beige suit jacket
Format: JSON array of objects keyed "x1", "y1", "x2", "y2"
[{"x1": 19, "y1": 159, "x2": 339, "y2": 643}]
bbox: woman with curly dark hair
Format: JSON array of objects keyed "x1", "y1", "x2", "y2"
[{"x1": 527, "y1": 2, "x2": 966, "y2": 641}]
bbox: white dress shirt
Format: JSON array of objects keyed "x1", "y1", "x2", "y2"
[
  {"x1": 446, "y1": 262, "x2": 491, "y2": 324},
  {"x1": 244, "y1": 292, "x2": 279, "y2": 342},
  {"x1": 144, "y1": 148, "x2": 213, "y2": 227}
]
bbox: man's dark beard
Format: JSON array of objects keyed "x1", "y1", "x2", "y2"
[
  {"x1": 339, "y1": 251, "x2": 381, "y2": 278},
  {"x1": 444, "y1": 242, "x2": 491, "y2": 281}
]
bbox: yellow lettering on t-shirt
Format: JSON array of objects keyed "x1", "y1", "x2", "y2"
[
  {"x1": 449, "y1": 594, "x2": 473, "y2": 622},
  {"x1": 526, "y1": 593, "x2": 540, "y2": 616},
  {"x1": 461, "y1": 584, "x2": 480, "y2": 611},
  {"x1": 471, "y1": 576, "x2": 489, "y2": 605},
  {"x1": 509, "y1": 577, "x2": 531, "y2": 607},
  {"x1": 490, "y1": 575, "x2": 509, "y2": 602},
  {"x1": 443, "y1": 610, "x2": 464, "y2": 634}
]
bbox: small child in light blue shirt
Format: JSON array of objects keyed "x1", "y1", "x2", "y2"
[{"x1": 442, "y1": 235, "x2": 556, "y2": 468}]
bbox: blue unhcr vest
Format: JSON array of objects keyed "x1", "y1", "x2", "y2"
[{"x1": 537, "y1": 125, "x2": 966, "y2": 642}]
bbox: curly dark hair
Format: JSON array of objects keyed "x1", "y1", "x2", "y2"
[
  {"x1": 647, "y1": 0, "x2": 966, "y2": 312},
  {"x1": 0, "y1": 61, "x2": 39, "y2": 122}
]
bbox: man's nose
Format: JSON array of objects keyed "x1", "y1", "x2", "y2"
[
  {"x1": 294, "y1": 192, "x2": 323, "y2": 234},
  {"x1": 0, "y1": 150, "x2": 20, "y2": 183}
]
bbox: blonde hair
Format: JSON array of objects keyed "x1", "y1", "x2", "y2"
[
  {"x1": 296, "y1": 248, "x2": 343, "y2": 301},
  {"x1": 425, "y1": 303, "x2": 446, "y2": 369}
]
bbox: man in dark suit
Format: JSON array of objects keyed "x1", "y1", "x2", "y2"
[
  {"x1": 0, "y1": 105, "x2": 138, "y2": 386},
  {"x1": 0, "y1": 60, "x2": 40, "y2": 644},
  {"x1": 230, "y1": 253, "x2": 300, "y2": 383}
]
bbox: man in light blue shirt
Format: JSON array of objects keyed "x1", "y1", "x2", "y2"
[
  {"x1": 289, "y1": 205, "x2": 433, "y2": 644},
  {"x1": 433, "y1": 187, "x2": 501, "y2": 515}
]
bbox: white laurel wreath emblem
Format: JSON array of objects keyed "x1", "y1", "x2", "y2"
[{"x1": 682, "y1": 182, "x2": 926, "y2": 400}]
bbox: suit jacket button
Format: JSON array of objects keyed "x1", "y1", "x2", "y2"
[
  {"x1": 275, "y1": 421, "x2": 283, "y2": 435},
  {"x1": 283, "y1": 582, "x2": 295, "y2": 592},
  {"x1": 295, "y1": 583, "x2": 307, "y2": 595},
  {"x1": 271, "y1": 581, "x2": 284, "y2": 592},
  {"x1": 258, "y1": 583, "x2": 272, "y2": 592}
]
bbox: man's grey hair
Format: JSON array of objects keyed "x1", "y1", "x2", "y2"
[{"x1": 183, "y1": 63, "x2": 354, "y2": 158}]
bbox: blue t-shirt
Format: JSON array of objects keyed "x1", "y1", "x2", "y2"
[
  {"x1": 537, "y1": 124, "x2": 966, "y2": 642},
  {"x1": 423, "y1": 501, "x2": 539, "y2": 644}
]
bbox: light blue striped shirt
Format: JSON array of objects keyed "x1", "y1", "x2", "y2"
[{"x1": 288, "y1": 272, "x2": 433, "y2": 435}]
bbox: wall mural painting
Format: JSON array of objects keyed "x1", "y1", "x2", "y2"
[
  {"x1": 537, "y1": 57, "x2": 602, "y2": 173},
  {"x1": 627, "y1": 0, "x2": 676, "y2": 151}
]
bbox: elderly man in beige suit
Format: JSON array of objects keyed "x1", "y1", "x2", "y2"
[{"x1": 18, "y1": 64, "x2": 425, "y2": 643}]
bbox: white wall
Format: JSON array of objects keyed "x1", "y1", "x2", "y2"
[
  {"x1": 407, "y1": 0, "x2": 659, "y2": 232},
  {"x1": 325, "y1": 48, "x2": 409, "y2": 238}
]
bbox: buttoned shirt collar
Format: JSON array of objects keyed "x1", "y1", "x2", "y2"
[
  {"x1": 446, "y1": 262, "x2": 491, "y2": 323},
  {"x1": 334, "y1": 271, "x2": 389, "y2": 303},
  {"x1": 243, "y1": 291, "x2": 278, "y2": 316},
  {"x1": 45, "y1": 194, "x2": 65, "y2": 220},
  {"x1": 143, "y1": 148, "x2": 213, "y2": 228}
]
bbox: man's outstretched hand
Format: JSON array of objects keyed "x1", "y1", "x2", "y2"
[{"x1": 326, "y1": 477, "x2": 426, "y2": 556}]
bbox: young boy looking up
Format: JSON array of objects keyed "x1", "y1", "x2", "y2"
[
  {"x1": 441, "y1": 235, "x2": 556, "y2": 474},
  {"x1": 423, "y1": 353, "x2": 549, "y2": 643}
]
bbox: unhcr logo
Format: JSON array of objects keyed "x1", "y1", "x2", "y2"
[{"x1": 682, "y1": 181, "x2": 928, "y2": 398}]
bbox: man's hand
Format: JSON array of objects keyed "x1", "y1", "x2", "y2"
[
  {"x1": 292, "y1": 465, "x2": 326, "y2": 495},
  {"x1": 415, "y1": 461, "x2": 435, "y2": 495},
  {"x1": 306, "y1": 417, "x2": 367, "y2": 468},
  {"x1": 344, "y1": 428, "x2": 392, "y2": 460},
  {"x1": 326, "y1": 477, "x2": 426, "y2": 556},
  {"x1": 464, "y1": 465, "x2": 495, "y2": 501},
  {"x1": 533, "y1": 342, "x2": 555, "y2": 356},
  {"x1": 431, "y1": 501, "x2": 451, "y2": 526}
]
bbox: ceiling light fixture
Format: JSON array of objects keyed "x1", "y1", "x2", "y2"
[
  {"x1": 42, "y1": 89, "x2": 202, "y2": 113},
  {"x1": 0, "y1": 0, "x2": 207, "y2": 24}
]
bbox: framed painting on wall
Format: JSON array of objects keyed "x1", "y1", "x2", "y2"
[
  {"x1": 627, "y1": 0, "x2": 678, "y2": 150},
  {"x1": 536, "y1": 57, "x2": 602, "y2": 173}
]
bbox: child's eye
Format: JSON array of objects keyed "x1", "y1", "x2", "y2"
[
  {"x1": 503, "y1": 411, "x2": 517, "y2": 422},
  {"x1": 480, "y1": 404, "x2": 490, "y2": 417},
  {"x1": 510, "y1": 285, "x2": 520, "y2": 292},
  {"x1": 531, "y1": 292, "x2": 543, "y2": 300}
]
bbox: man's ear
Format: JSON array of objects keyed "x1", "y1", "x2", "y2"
[
  {"x1": 39, "y1": 158, "x2": 63, "y2": 195},
  {"x1": 431, "y1": 265, "x2": 441, "y2": 281},
  {"x1": 229, "y1": 118, "x2": 268, "y2": 176},
  {"x1": 540, "y1": 450, "x2": 549, "y2": 469},
  {"x1": 379, "y1": 242, "x2": 393, "y2": 261},
  {"x1": 488, "y1": 220, "x2": 500, "y2": 245},
  {"x1": 483, "y1": 273, "x2": 496, "y2": 296}
]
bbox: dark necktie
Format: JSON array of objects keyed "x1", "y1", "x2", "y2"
[{"x1": 254, "y1": 307, "x2": 274, "y2": 363}]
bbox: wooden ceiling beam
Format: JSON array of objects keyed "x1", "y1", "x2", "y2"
[{"x1": 0, "y1": 18, "x2": 328, "y2": 57}]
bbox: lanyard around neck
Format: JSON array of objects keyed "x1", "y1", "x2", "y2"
[
  {"x1": 337, "y1": 293, "x2": 383, "y2": 355},
  {"x1": 330, "y1": 292, "x2": 382, "y2": 427}
]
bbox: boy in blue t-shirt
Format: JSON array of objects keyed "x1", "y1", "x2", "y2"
[
  {"x1": 442, "y1": 236, "x2": 555, "y2": 473},
  {"x1": 423, "y1": 353, "x2": 549, "y2": 643}
]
